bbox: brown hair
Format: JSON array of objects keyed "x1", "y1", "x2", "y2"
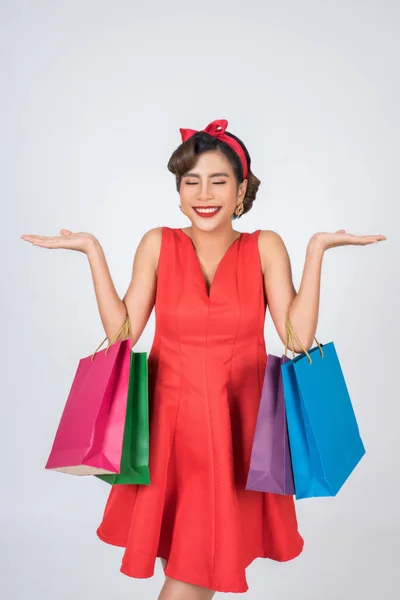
[{"x1": 167, "y1": 129, "x2": 261, "y2": 219}]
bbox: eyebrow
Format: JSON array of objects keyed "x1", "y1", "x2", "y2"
[{"x1": 182, "y1": 172, "x2": 231, "y2": 178}]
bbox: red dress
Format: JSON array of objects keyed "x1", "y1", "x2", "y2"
[{"x1": 97, "y1": 226, "x2": 304, "y2": 593}]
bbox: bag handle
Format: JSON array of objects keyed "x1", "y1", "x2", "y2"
[
  {"x1": 284, "y1": 314, "x2": 324, "y2": 366},
  {"x1": 91, "y1": 315, "x2": 131, "y2": 361}
]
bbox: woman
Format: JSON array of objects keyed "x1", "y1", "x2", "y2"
[{"x1": 21, "y1": 119, "x2": 386, "y2": 599}]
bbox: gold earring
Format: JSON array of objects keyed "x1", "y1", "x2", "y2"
[{"x1": 235, "y1": 201, "x2": 244, "y2": 216}]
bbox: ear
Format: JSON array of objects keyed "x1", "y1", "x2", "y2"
[{"x1": 238, "y1": 179, "x2": 248, "y2": 200}]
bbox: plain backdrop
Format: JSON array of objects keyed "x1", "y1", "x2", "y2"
[{"x1": 1, "y1": 1, "x2": 399, "y2": 598}]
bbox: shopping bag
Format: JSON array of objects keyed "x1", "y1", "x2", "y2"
[
  {"x1": 281, "y1": 316, "x2": 366, "y2": 499},
  {"x1": 246, "y1": 353, "x2": 295, "y2": 495},
  {"x1": 45, "y1": 318, "x2": 132, "y2": 475},
  {"x1": 97, "y1": 351, "x2": 150, "y2": 485}
]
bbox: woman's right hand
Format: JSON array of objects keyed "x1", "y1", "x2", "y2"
[{"x1": 21, "y1": 229, "x2": 98, "y2": 254}]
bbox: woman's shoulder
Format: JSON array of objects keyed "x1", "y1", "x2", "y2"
[
  {"x1": 138, "y1": 226, "x2": 163, "y2": 247},
  {"x1": 136, "y1": 227, "x2": 163, "y2": 262},
  {"x1": 257, "y1": 229, "x2": 289, "y2": 272},
  {"x1": 257, "y1": 229, "x2": 286, "y2": 246},
  {"x1": 137, "y1": 226, "x2": 181, "y2": 263}
]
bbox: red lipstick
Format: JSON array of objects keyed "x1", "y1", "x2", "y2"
[{"x1": 192, "y1": 206, "x2": 222, "y2": 218}]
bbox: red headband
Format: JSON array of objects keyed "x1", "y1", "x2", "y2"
[{"x1": 179, "y1": 118, "x2": 248, "y2": 180}]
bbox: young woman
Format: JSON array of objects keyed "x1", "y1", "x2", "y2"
[{"x1": 21, "y1": 119, "x2": 385, "y2": 599}]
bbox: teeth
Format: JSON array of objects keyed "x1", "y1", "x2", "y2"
[{"x1": 195, "y1": 207, "x2": 219, "y2": 213}]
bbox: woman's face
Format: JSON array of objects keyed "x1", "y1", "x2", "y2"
[{"x1": 179, "y1": 150, "x2": 247, "y2": 231}]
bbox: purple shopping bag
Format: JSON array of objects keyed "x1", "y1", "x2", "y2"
[{"x1": 245, "y1": 354, "x2": 295, "y2": 495}]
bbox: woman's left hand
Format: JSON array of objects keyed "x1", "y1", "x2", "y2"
[{"x1": 310, "y1": 230, "x2": 387, "y2": 251}]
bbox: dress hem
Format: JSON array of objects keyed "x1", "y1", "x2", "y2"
[{"x1": 96, "y1": 526, "x2": 305, "y2": 594}]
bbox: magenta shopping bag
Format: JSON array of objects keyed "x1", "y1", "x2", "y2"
[
  {"x1": 245, "y1": 354, "x2": 295, "y2": 495},
  {"x1": 45, "y1": 321, "x2": 132, "y2": 476}
]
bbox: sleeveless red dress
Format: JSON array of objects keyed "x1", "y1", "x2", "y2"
[{"x1": 97, "y1": 226, "x2": 304, "y2": 593}]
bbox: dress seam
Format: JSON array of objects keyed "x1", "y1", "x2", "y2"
[
  {"x1": 228, "y1": 234, "x2": 246, "y2": 575},
  {"x1": 256, "y1": 228, "x2": 265, "y2": 395},
  {"x1": 156, "y1": 228, "x2": 183, "y2": 562},
  {"x1": 153, "y1": 229, "x2": 171, "y2": 559},
  {"x1": 204, "y1": 300, "x2": 216, "y2": 588},
  {"x1": 174, "y1": 229, "x2": 183, "y2": 472}
]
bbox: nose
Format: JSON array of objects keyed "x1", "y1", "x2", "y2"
[{"x1": 196, "y1": 180, "x2": 214, "y2": 202}]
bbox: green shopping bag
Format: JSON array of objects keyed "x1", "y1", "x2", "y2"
[{"x1": 96, "y1": 351, "x2": 150, "y2": 485}]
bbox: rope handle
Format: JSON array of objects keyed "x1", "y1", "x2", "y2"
[
  {"x1": 91, "y1": 315, "x2": 131, "y2": 361},
  {"x1": 284, "y1": 314, "x2": 324, "y2": 365}
]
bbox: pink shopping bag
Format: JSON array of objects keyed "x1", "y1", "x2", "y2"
[{"x1": 45, "y1": 320, "x2": 132, "y2": 476}]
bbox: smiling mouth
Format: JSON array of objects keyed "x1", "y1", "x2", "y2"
[{"x1": 193, "y1": 206, "x2": 222, "y2": 216}]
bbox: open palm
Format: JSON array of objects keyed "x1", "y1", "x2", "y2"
[
  {"x1": 21, "y1": 229, "x2": 97, "y2": 254},
  {"x1": 313, "y1": 229, "x2": 386, "y2": 251}
]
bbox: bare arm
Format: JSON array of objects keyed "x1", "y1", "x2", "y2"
[
  {"x1": 286, "y1": 238, "x2": 324, "y2": 350},
  {"x1": 85, "y1": 240, "x2": 127, "y2": 340},
  {"x1": 121, "y1": 227, "x2": 162, "y2": 345},
  {"x1": 259, "y1": 230, "x2": 322, "y2": 352},
  {"x1": 87, "y1": 227, "x2": 162, "y2": 345}
]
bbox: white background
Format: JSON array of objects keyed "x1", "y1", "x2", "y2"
[{"x1": 1, "y1": 1, "x2": 398, "y2": 598}]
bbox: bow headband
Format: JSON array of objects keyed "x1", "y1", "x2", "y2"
[{"x1": 179, "y1": 118, "x2": 248, "y2": 180}]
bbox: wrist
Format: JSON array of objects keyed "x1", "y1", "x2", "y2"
[
  {"x1": 86, "y1": 236, "x2": 102, "y2": 258},
  {"x1": 307, "y1": 234, "x2": 325, "y2": 255}
]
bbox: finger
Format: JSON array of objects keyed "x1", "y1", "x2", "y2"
[
  {"x1": 32, "y1": 240, "x2": 61, "y2": 248},
  {"x1": 342, "y1": 234, "x2": 384, "y2": 243},
  {"x1": 22, "y1": 234, "x2": 56, "y2": 242},
  {"x1": 21, "y1": 235, "x2": 49, "y2": 244},
  {"x1": 354, "y1": 236, "x2": 378, "y2": 246},
  {"x1": 355, "y1": 234, "x2": 386, "y2": 240},
  {"x1": 357, "y1": 237, "x2": 385, "y2": 246},
  {"x1": 362, "y1": 235, "x2": 386, "y2": 242},
  {"x1": 21, "y1": 234, "x2": 42, "y2": 242},
  {"x1": 60, "y1": 229, "x2": 73, "y2": 236}
]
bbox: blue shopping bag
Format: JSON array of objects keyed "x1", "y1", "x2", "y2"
[{"x1": 281, "y1": 317, "x2": 365, "y2": 500}]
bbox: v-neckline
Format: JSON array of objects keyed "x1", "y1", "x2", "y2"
[{"x1": 179, "y1": 228, "x2": 243, "y2": 299}]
